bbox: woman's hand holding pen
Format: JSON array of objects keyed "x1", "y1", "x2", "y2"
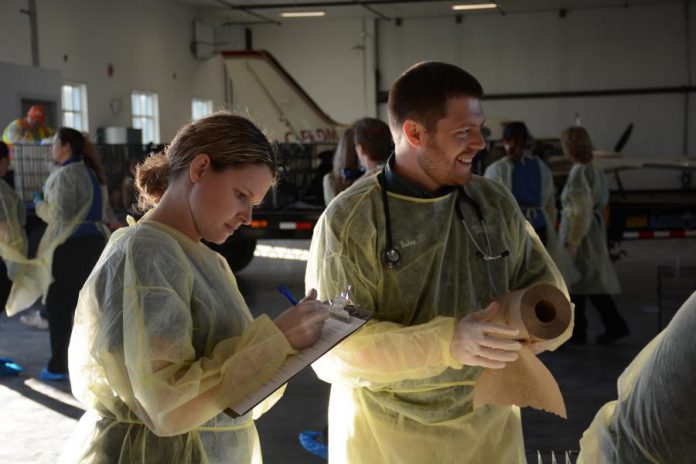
[{"x1": 274, "y1": 289, "x2": 330, "y2": 350}]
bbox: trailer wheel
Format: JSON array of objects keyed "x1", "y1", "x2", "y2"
[{"x1": 205, "y1": 234, "x2": 257, "y2": 273}]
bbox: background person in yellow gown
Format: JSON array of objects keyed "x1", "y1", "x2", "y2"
[
  {"x1": 559, "y1": 126, "x2": 629, "y2": 345},
  {"x1": 0, "y1": 141, "x2": 27, "y2": 311}
]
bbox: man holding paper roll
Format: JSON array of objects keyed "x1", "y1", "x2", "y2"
[{"x1": 306, "y1": 61, "x2": 572, "y2": 463}]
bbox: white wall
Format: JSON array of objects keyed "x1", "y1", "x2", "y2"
[
  {"x1": 1, "y1": 0, "x2": 693, "y2": 184},
  {"x1": 0, "y1": 61, "x2": 61, "y2": 130},
  {"x1": 242, "y1": 3, "x2": 695, "y2": 188},
  {"x1": 251, "y1": 19, "x2": 377, "y2": 124},
  {"x1": 0, "y1": 0, "x2": 33, "y2": 67},
  {"x1": 0, "y1": 0, "x2": 226, "y2": 142},
  {"x1": 377, "y1": 3, "x2": 695, "y2": 165}
]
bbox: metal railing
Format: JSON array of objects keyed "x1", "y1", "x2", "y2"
[
  {"x1": 11, "y1": 143, "x2": 149, "y2": 204},
  {"x1": 11, "y1": 142, "x2": 333, "y2": 213},
  {"x1": 12, "y1": 144, "x2": 52, "y2": 202}
]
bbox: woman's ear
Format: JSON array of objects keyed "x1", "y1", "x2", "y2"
[{"x1": 189, "y1": 153, "x2": 211, "y2": 183}]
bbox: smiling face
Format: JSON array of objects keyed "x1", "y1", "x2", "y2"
[
  {"x1": 416, "y1": 96, "x2": 486, "y2": 189},
  {"x1": 188, "y1": 160, "x2": 274, "y2": 244}
]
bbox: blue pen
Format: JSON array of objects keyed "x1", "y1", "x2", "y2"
[{"x1": 277, "y1": 285, "x2": 298, "y2": 305}]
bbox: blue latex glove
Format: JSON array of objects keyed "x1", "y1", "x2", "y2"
[
  {"x1": 299, "y1": 430, "x2": 328, "y2": 460},
  {"x1": 32, "y1": 191, "x2": 43, "y2": 207}
]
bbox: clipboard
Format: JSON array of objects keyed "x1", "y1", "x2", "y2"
[{"x1": 225, "y1": 301, "x2": 372, "y2": 417}]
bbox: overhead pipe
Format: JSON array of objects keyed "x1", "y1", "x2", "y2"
[
  {"x1": 19, "y1": 0, "x2": 39, "y2": 67},
  {"x1": 376, "y1": 86, "x2": 696, "y2": 104}
]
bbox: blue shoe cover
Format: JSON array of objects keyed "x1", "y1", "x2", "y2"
[
  {"x1": 299, "y1": 430, "x2": 328, "y2": 460},
  {"x1": 40, "y1": 368, "x2": 68, "y2": 381},
  {"x1": 0, "y1": 357, "x2": 23, "y2": 376}
]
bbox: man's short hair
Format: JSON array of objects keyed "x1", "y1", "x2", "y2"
[
  {"x1": 387, "y1": 62, "x2": 483, "y2": 136},
  {"x1": 503, "y1": 121, "x2": 530, "y2": 141},
  {"x1": 353, "y1": 118, "x2": 392, "y2": 163}
]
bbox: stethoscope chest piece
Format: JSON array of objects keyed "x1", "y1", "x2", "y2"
[{"x1": 382, "y1": 248, "x2": 401, "y2": 269}]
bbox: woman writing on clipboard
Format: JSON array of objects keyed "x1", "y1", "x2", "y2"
[{"x1": 61, "y1": 112, "x2": 328, "y2": 464}]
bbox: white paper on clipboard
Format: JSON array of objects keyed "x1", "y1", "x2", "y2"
[{"x1": 226, "y1": 306, "x2": 371, "y2": 417}]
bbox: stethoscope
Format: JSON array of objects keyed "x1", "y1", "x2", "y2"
[{"x1": 378, "y1": 169, "x2": 510, "y2": 269}]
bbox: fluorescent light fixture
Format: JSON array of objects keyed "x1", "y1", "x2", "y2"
[
  {"x1": 451, "y1": 3, "x2": 497, "y2": 11},
  {"x1": 280, "y1": 11, "x2": 326, "y2": 18}
]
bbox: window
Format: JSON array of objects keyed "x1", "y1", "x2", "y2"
[
  {"x1": 62, "y1": 83, "x2": 89, "y2": 132},
  {"x1": 192, "y1": 98, "x2": 213, "y2": 121},
  {"x1": 131, "y1": 91, "x2": 160, "y2": 144}
]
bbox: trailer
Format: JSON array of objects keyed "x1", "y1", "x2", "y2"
[
  {"x1": 484, "y1": 138, "x2": 696, "y2": 249},
  {"x1": 203, "y1": 141, "x2": 330, "y2": 270}
]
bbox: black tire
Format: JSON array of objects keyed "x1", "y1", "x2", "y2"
[{"x1": 205, "y1": 234, "x2": 257, "y2": 273}]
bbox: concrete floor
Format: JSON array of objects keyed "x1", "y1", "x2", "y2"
[{"x1": 1, "y1": 238, "x2": 694, "y2": 463}]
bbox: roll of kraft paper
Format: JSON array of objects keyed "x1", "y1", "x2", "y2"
[{"x1": 473, "y1": 283, "x2": 572, "y2": 418}]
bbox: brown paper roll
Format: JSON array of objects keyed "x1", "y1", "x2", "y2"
[
  {"x1": 473, "y1": 284, "x2": 572, "y2": 418},
  {"x1": 493, "y1": 283, "x2": 572, "y2": 341}
]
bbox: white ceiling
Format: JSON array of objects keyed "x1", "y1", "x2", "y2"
[{"x1": 172, "y1": 0, "x2": 685, "y2": 25}]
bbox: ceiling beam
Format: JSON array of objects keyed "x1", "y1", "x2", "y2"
[
  {"x1": 228, "y1": 0, "x2": 475, "y2": 10},
  {"x1": 357, "y1": 1, "x2": 392, "y2": 20},
  {"x1": 212, "y1": 0, "x2": 281, "y2": 24}
]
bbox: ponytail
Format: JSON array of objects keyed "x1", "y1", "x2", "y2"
[
  {"x1": 135, "y1": 150, "x2": 170, "y2": 210},
  {"x1": 55, "y1": 127, "x2": 106, "y2": 184},
  {"x1": 82, "y1": 139, "x2": 106, "y2": 184}
]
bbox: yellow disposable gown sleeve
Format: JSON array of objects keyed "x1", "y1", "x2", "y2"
[
  {"x1": 561, "y1": 167, "x2": 594, "y2": 246},
  {"x1": 542, "y1": 174, "x2": 558, "y2": 228},
  {"x1": 0, "y1": 179, "x2": 28, "y2": 285},
  {"x1": 252, "y1": 384, "x2": 287, "y2": 420},
  {"x1": 578, "y1": 291, "x2": 696, "y2": 463},
  {"x1": 313, "y1": 316, "x2": 463, "y2": 387},
  {"x1": 540, "y1": 166, "x2": 582, "y2": 282},
  {"x1": 120, "y1": 313, "x2": 294, "y2": 437},
  {"x1": 308, "y1": 208, "x2": 463, "y2": 388},
  {"x1": 0, "y1": 180, "x2": 27, "y2": 253},
  {"x1": 35, "y1": 172, "x2": 82, "y2": 223},
  {"x1": 109, "y1": 238, "x2": 295, "y2": 437}
]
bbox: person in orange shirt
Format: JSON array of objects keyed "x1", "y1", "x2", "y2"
[{"x1": 2, "y1": 105, "x2": 55, "y2": 145}]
